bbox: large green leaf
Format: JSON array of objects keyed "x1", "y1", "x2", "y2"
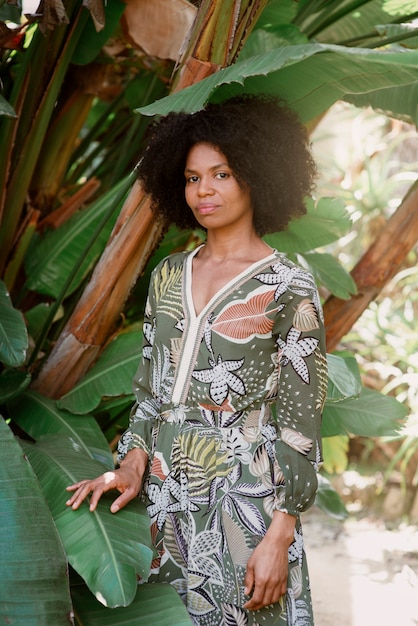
[
  {"x1": 302, "y1": 251, "x2": 357, "y2": 300},
  {"x1": 326, "y1": 353, "x2": 362, "y2": 403},
  {"x1": 11, "y1": 390, "x2": 114, "y2": 467},
  {"x1": 0, "y1": 418, "x2": 73, "y2": 626},
  {"x1": 322, "y1": 387, "x2": 407, "y2": 437},
  {"x1": 20, "y1": 435, "x2": 154, "y2": 608},
  {"x1": 264, "y1": 197, "x2": 352, "y2": 254},
  {"x1": 0, "y1": 279, "x2": 28, "y2": 367},
  {"x1": 72, "y1": 582, "x2": 193, "y2": 626},
  {"x1": 0, "y1": 370, "x2": 31, "y2": 403},
  {"x1": 24, "y1": 176, "x2": 132, "y2": 298},
  {"x1": 288, "y1": 0, "x2": 418, "y2": 42},
  {"x1": 58, "y1": 331, "x2": 141, "y2": 414},
  {"x1": 137, "y1": 44, "x2": 418, "y2": 124},
  {"x1": 314, "y1": 474, "x2": 348, "y2": 520},
  {"x1": 345, "y1": 81, "x2": 418, "y2": 125},
  {"x1": 71, "y1": 0, "x2": 126, "y2": 65}
]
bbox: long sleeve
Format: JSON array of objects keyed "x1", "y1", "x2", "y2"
[
  {"x1": 117, "y1": 269, "x2": 162, "y2": 462},
  {"x1": 271, "y1": 279, "x2": 327, "y2": 517}
]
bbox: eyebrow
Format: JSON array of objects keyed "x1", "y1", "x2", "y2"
[{"x1": 184, "y1": 162, "x2": 229, "y2": 174}]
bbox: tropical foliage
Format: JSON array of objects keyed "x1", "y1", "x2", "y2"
[{"x1": 0, "y1": 0, "x2": 416, "y2": 623}]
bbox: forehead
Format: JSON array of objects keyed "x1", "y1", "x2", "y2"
[{"x1": 185, "y1": 142, "x2": 227, "y2": 169}]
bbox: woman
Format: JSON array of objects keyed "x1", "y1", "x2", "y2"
[{"x1": 67, "y1": 95, "x2": 327, "y2": 626}]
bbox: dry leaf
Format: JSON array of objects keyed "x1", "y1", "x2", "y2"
[{"x1": 122, "y1": 0, "x2": 197, "y2": 61}]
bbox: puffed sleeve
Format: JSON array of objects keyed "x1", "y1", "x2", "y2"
[
  {"x1": 117, "y1": 268, "x2": 161, "y2": 463},
  {"x1": 271, "y1": 276, "x2": 327, "y2": 517}
]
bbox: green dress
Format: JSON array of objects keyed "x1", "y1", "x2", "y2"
[{"x1": 117, "y1": 246, "x2": 327, "y2": 626}]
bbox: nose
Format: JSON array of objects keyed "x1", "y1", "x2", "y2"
[{"x1": 197, "y1": 176, "x2": 214, "y2": 196}]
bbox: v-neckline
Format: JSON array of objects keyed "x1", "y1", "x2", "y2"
[{"x1": 184, "y1": 244, "x2": 277, "y2": 320}]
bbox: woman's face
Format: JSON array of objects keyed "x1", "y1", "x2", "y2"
[{"x1": 184, "y1": 142, "x2": 253, "y2": 233}]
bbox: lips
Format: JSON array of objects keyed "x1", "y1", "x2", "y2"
[{"x1": 197, "y1": 203, "x2": 218, "y2": 215}]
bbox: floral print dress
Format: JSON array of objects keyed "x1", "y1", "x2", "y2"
[{"x1": 117, "y1": 246, "x2": 327, "y2": 626}]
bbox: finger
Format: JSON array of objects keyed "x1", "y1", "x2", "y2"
[
  {"x1": 66, "y1": 482, "x2": 95, "y2": 510},
  {"x1": 109, "y1": 487, "x2": 139, "y2": 513},
  {"x1": 243, "y1": 584, "x2": 264, "y2": 610},
  {"x1": 88, "y1": 485, "x2": 107, "y2": 511},
  {"x1": 66, "y1": 480, "x2": 88, "y2": 491},
  {"x1": 244, "y1": 564, "x2": 255, "y2": 597}
]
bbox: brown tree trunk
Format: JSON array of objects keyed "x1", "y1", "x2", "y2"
[
  {"x1": 324, "y1": 183, "x2": 418, "y2": 352},
  {"x1": 32, "y1": 184, "x2": 161, "y2": 396}
]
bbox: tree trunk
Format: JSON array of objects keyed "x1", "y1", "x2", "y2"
[{"x1": 324, "y1": 182, "x2": 418, "y2": 352}]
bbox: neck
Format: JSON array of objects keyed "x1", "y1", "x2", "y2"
[{"x1": 201, "y1": 227, "x2": 271, "y2": 262}]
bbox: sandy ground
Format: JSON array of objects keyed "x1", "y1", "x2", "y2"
[{"x1": 302, "y1": 508, "x2": 418, "y2": 626}]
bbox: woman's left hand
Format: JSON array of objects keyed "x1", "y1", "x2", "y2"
[{"x1": 243, "y1": 511, "x2": 296, "y2": 611}]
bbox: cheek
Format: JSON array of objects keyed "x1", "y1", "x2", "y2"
[{"x1": 185, "y1": 185, "x2": 195, "y2": 209}]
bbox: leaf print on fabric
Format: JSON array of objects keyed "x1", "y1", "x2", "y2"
[
  {"x1": 281, "y1": 427, "x2": 313, "y2": 455},
  {"x1": 263, "y1": 483, "x2": 286, "y2": 517},
  {"x1": 151, "y1": 344, "x2": 174, "y2": 402},
  {"x1": 143, "y1": 319, "x2": 156, "y2": 359},
  {"x1": 171, "y1": 432, "x2": 230, "y2": 497},
  {"x1": 293, "y1": 299, "x2": 319, "y2": 332},
  {"x1": 148, "y1": 472, "x2": 194, "y2": 531},
  {"x1": 265, "y1": 352, "x2": 280, "y2": 398},
  {"x1": 290, "y1": 564, "x2": 303, "y2": 599},
  {"x1": 192, "y1": 355, "x2": 246, "y2": 405},
  {"x1": 161, "y1": 512, "x2": 188, "y2": 569},
  {"x1": 287, "y1": 590, "x2": 312, "y2": 626},
  {"x1": 211, "y1": 287, "x2": 281, "y2": 342},
  {"x1": 170, "y1": 337, "x2": 183, "y2": 367},
  {"x1": 255, "y1": 261, "x2": 316, "y2": 301},
  {"x1": 288, "y1": 526, "x2": 304, "y2": 566},
  {"x1": 276, "y1": 327, "x2": 319, "y2": 384},
  {"x1": 190, "y1": 529, "x2": 223, "y2": 585},
  {"x1": 222, "y1": 602, "x2": 249, "y2": 626},
  {"x1": 150, "y1": 450, "x2": 169, "y2": 481},
  {"x1": 132, "y1": 396, "x2": 160, "y2": 422},
  {"x1": 153, "y1": 260, "x2": 183, "y2": 319},
  {"x1": 222, "y1": 511, "x2": 252, "y2": 566},
  {"x1": 187, "y1": 572, "x2": 216, "y2": 616},
  {"x1": 249, "y1": 444, "x2": 269, "y2": 478},
  {"x1": 228, "y1": 494, "x2": 267, "y2": 536},
  {"x1": 221, "y1": 428, "x2": 252, "y2": 464},
  {"x1": 203, "y1": 313, "x2": 216, "y2": 354}
]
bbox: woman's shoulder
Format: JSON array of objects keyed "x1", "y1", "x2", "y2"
[
  {"x1": 267, "y1": 249, "x2": 318, "y2": 289},
  {"x1": 150, "y1": 248, "x2": 194, "y2": 276},
  {"x1": 271, "y1": 249, "x2": 311, "y2": 273}
]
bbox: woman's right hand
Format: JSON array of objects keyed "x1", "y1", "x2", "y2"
[{"x1": 65, "y1": 448, "x2": 148, "y2": 513}]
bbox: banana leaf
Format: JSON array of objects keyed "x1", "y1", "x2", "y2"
[
  {"x1": 302, "y1": 251, "x2": 357, "y2": 300},
  {"x1": 0, "y1": 418, "x2": 74, "y2": 626},
  {"x1": 322, "y1": 387, "x2": 408, "y2": 437},
  {"x1": 0, "y1": 370, "x2": 31, "y2": 403},
  {"x1": 0, "y1": 279, "x2": 28, "y2": 367},
  {"x1": 20, "y1": 434, "x2": 154, "y2": 608},
  {"x1": 264, "y1": 197, "x2": 352, "y2": 254},
  {"x1": 71, "y1": 0, "x2": 126, "y2": 65},
  {"x1": 346, "y1": 81, "x2": 418, "y2": 124},
  {"x1": 137, "y1": 44, "x2": 418, "y2": 125},
  {"x1": 326, "y1": 353, "x2": 362, "y2": 403},
  {"x1": 24, "y1": 175, "x2": 132, "y2": 298},
  {"x1": 57, "y1": 330, "x2": 141, "y2": 414},
  {"x1": 12, "y1": 390, "x2": 114, "y2": 467},
  {"x1": 314, "y1": 474, "x2": 348, "y2": 520},
  {"x1": 71, "y1": 581, "x2": 193, "y2": 625}
]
